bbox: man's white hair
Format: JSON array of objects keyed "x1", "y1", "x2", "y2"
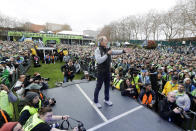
[{"x1": 167, "y1": 91, "x2": 176, "y2": 97}]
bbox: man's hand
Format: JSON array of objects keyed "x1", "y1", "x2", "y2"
[
  {"x1": 149, "y1": 104, "x2": 153, "y2": 108},
  {"x1": 123, "y1": 48, "x2": 131, "y2": 53},
  {"x1": 173, "y1": 108, "x2": 181, "y2": 114},
  {"x1": 107, "y1": 50, "x2": 112, "y2": 55},
  {"x1": 1, "y1": 84, "x2": 9, "y2": 92},
  {"x1": 126, "y1": 88, "x2": 133, "y2": 91},
  {"x1": 62, "y1": 115, "x2": 69, "y2": 120},
  {"x1": 63, "y1": 72, "x2": 65, "y2": 75},
  {"x1": 73, "y1": 127, "x2": 78, "y2": 131}
]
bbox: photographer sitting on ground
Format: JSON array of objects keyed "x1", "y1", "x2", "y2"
[
  {"x1": 158, "y1": 91, "x2": 184, "y2": 126},
  {"x1": 138, "y1": 83, "x2": 156, "y2": 109},
  {"x1": 61, "y1": 60, "x2": 76, "y2": 83},
  {"x1": 19, "y1": 92, "x2": 41, "y2": 125},
  {"x1": 112, "y1": 73, "x2": 123, "y2": 90},
  {"x1": 23, "y1": 106, "x2": 78, "y2": 131},
  {"x1": 121, "y1": 78, "x2": 138, "y2": 99},
  {"x1": 130, "y1": 69, "x2": 143, "y2": 94},
  {"x1": 33, "y1": 72, "x2": 49, "y2": 90},
  {"x1": 24, "y1": 81, "x2": 55, "y2": 107}
]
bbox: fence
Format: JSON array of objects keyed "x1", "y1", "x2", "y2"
[
  {"x1": 129, "y1": 40, "x2": 196, "y2": 46},
  {"x1": 0, "y1": 59, "x2": 31, "y2": 89}
]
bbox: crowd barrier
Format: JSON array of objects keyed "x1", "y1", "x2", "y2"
[
  {"x1": 0, "y1": 59, "x2": 31, "y2": 88},
  {"x1": 9, "y1": 59, "x2": 31, "y2": 89}
]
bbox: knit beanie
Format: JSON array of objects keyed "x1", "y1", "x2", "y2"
[
  {"x1": 25, "y1": 91, "x2": 39, "y2": 102},
  {"x1": 0, "y1": 122, "x2": 18, "y2": 131}
]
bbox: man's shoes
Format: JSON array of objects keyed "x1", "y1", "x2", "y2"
[
  {"x1": 95, "y1": 103, "x2": 102, "y2": 108},
  {"x1": 104, "y1": 100, "x2": 113, "y2": 106}
]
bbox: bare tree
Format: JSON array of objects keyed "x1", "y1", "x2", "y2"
[
  {"x1": 98, "y1": 25, "x2": 113, "y2": 41},
  {"x1": 147, "y1": 10, "x2": 162, "y2": 40},
  {"x1": 140, "y1": 14, "x2": 152, "y2": 40},
  {"x1": 160, "y1": 9, "x2": 181, "y2": 40}
]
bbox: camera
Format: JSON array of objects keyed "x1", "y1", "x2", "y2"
[
  {"x1": 42, "y1": 77, "x2": 50, "y2": 81},
  {"x1": 78, "y1": 122, "x2": 86, "y2": 131},
  {"x1": 25, "y1": 75, "x2": 31, "y2": 81},
  {"x1": 60, "y1": 119, "x2": 86, "y2": 131},
  {"x1": 49, "y1": 98, "x2": 56, "y2": 106},
  {"x1": 177, "y1": 107, "x2": 190, "y2": 119}
]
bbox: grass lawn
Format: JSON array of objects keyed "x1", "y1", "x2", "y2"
[{"x1": 26, "y1": 61, "x2": 83, "y2": 88}]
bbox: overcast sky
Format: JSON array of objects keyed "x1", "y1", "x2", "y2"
[{"x1": 0, "y1": 0, "x2": 177, "y2": 32}]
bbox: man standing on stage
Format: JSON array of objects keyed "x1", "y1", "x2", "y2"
[{"x1": 94, "y1": 36, "x2": 129, "y2": 108}]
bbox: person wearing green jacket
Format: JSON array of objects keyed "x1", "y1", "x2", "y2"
[
  {"x1": 0, "y1": 62, "x2": 10, "y2": 86},
  {"x1": 0, "y1": 84, "x2": 17, "y2": 119}
]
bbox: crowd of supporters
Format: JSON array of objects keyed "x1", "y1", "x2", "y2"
[
  {"x1": 56, "y1": 43, "x2": 196, "y2": 128},
  {"x1": 0, "y1": 40, "x2": 196, "y2": 130}
]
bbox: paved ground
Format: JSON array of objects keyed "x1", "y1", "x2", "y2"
[{"x1": 45, "y1": 80, "x2": 182, "y2": 131}]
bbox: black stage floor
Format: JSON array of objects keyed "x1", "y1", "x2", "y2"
[{"x1": 45, "y1": 80, "x2": 183, "y2": 131}]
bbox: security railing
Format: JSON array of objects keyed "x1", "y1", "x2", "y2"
[{"x1": 0, "y1": 59, "x2": 31, "y2": 88}]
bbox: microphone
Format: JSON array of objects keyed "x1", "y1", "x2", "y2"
[{"x1": 106, "y1": 47, "x2": 111, "y2": 55}]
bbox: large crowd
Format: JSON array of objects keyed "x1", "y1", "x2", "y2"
[{"x1": 0, "y1": 40, "x2": 196, "y2": 130}]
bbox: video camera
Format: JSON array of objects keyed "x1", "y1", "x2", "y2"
[
  {"x1": 41, "y1": 77, "x2": 50, "y2": 81},
  {"x1": 23, "y1": 75, "x2": 32, "y2": 87},
  {"x1": 60, "y1": 117, "x2": 86, "y2": 131},
  {"x1": 25, "y1": 75, "x2": 31, "y2": 81},
  {"x1": 49, "y1": 98, "x2": 56, "y2": 106},
  {"x1": 77, "y1": 121, "x2": 86, "y2": 131},
  {"x1": 176, "y1": 107, "x2": 190, "y2": 119}
]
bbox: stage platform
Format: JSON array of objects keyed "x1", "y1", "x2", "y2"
[{"x1": 45, "y1": 80, "x2": 183, "y2": 131}]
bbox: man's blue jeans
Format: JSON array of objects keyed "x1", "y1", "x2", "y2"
[{"x1": 94, "y1": 72, "x2": 110, "y2": 103}]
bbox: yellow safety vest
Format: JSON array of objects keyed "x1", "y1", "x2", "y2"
[
  {"x1": 0, "y1": 91, "x2": 14, "y2": 118},
  {"x1": 112, "y1": 73, "x2": 116, "y2": 77},
  {"x1": 113, "y1": 78, "x2": 123, "y2": 90},
  {"x1": 20, "y1": 100, "x2": 42, "y2": 116},
  {"x1": 116, "y1": 79, "x2": 123, "y2": 90},
  {"x1": 131, "y1": 76, "x2": 140, "y2": 93},
  {"x1": 23, "y1": 113, "x2": 44, "y2": 131},
  {"x1": 113, "y1": 78, "x2": 118, "y2": 87}
]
